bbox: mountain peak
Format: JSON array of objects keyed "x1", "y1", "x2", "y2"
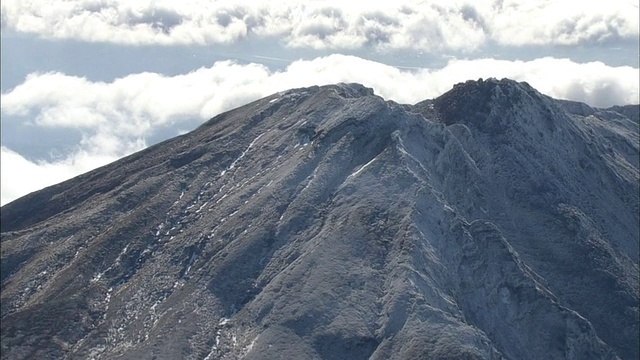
[
  {"x1": 450, "y1": 77, "x2": 536, "y2": 95},
  {"x1": 326, "y1": 82, "x2": 376, "y2": 98},
  {"x1": 433, "y1": 78, "x2": 546, "y2": 124},
  {"x1": 431, "y1": 78, "x2": 567, "y2": 140},
  {"x1": 1, "y1": 80, "x2": 638, "y2": 360}
]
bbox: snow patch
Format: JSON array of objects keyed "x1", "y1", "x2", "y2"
[
  {"x1": 246, "y1": 334, "x2": 260, "y2": 353},
  {"x1": 215, "y1": 193, "x2": 229, "y2": 204},
  {"x1": 196, "y1": 201, "x2": 209, "y2": 213},
  {"x1": 348, "y1": 155, "x2": 378, "y2": 179},
  {"x1": 222, "y1": 133, "x2": 265, "y2": 176}
]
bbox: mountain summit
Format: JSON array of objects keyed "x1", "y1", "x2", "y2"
[{"x1": 2, "y1": 79, "x2": 638, "y2": 360}]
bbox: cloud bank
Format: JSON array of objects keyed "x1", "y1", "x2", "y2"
[
  {"x1": 2, "y1": 0, "x2": 637, "y2": 51},
  {"x1": 0, "y1": 146, "x2": 122, "y2": 206},
  {"x1": 1, "y1": 54, "x2": 638, "y2": 205}
]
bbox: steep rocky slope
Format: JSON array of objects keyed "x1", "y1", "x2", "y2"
[{"x1": 1, "y1": 79, "x2": 638, "y2": 359}]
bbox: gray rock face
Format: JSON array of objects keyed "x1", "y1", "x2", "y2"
[{"x1": 1, "y1": 79, "x2": 638, "y2": 360}]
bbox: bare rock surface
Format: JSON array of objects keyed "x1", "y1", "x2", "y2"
[{"x1": 1, "y1": 79, "x2": 638, "y2": 359}]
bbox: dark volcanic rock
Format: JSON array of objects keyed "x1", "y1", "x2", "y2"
[{"x1": 1, "y1": 80, "x2": 638, "y2": 360}]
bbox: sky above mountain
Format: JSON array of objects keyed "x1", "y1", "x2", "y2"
[{"x1": 1, "y1": 0, "x2": 639, "y2": 205}]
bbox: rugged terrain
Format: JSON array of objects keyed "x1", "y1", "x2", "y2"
[{"x1": 1, "y1": 79, "x2": 638, "y2": 359}]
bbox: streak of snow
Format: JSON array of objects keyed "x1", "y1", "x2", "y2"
[
  {"x1": 246, "y1": 334, "x2": 259, "y2": 353},
  {"x1": 196, "y1": 201, "x2": 209, "y2": 213},
  {"x1": 348, "y1": 155, "x2": 378, "y2": 179},
  {"x1": 395, "y1": 138, "x2": 432, "y2": 181},
  {"x1": 150, "y1": 300, "x2": 161, "y2": 311},
  {"x1": 256, "y1": 180, "x2": 273, "y2": 194},
  {"x1": 203, "y1": 349, "x2": 216, "y2": 360},
  {"x1": 103, "y1": 287, "x2": 113, "y2": 318},
  {"x1": 119, "y1": 245, "x2": 129, "y2": 257},
  {"x1": 215, "y1": 193, "x2": 229, "y2": 204},
  {"x1": 222, "y1": 133, "x2": 265, "y2": 175}
]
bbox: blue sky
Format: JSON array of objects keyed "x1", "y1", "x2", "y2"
[{"x1": 1, "y1": 0, "x2": 639, "y2": 205}]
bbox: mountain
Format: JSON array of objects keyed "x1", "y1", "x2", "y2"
[{"x1": 1, "y1": 79, "x2": 638, "y2": 360}]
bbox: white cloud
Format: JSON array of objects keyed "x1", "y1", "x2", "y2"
[
  {"x1": 1, "y1": 0, "x2": 637, "y2": 51},
  {"x1": 4, "y1": 55, "x2": 635, "y2": 127},
  {"x1": 1, "y1": 54, "x2": 638, "y2": 205},
  {"x1": 486, "y1": 0, "x2": 640, "y2": 46},
  {"x1": 0, "y1": 146, "x2": 121, "y2": 206}
]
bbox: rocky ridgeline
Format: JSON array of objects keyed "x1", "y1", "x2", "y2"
[{"x1": 1, "y1": 79, "x2": 638, "y2": 359}]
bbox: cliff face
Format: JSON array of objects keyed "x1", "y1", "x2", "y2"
[{"x1": 1, "y1": 79, "x2": 638, "y2": 360}]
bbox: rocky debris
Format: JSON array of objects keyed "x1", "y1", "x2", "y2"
[{"x1": 1, "y1": 79, "x2": 638, "y2": 360}]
